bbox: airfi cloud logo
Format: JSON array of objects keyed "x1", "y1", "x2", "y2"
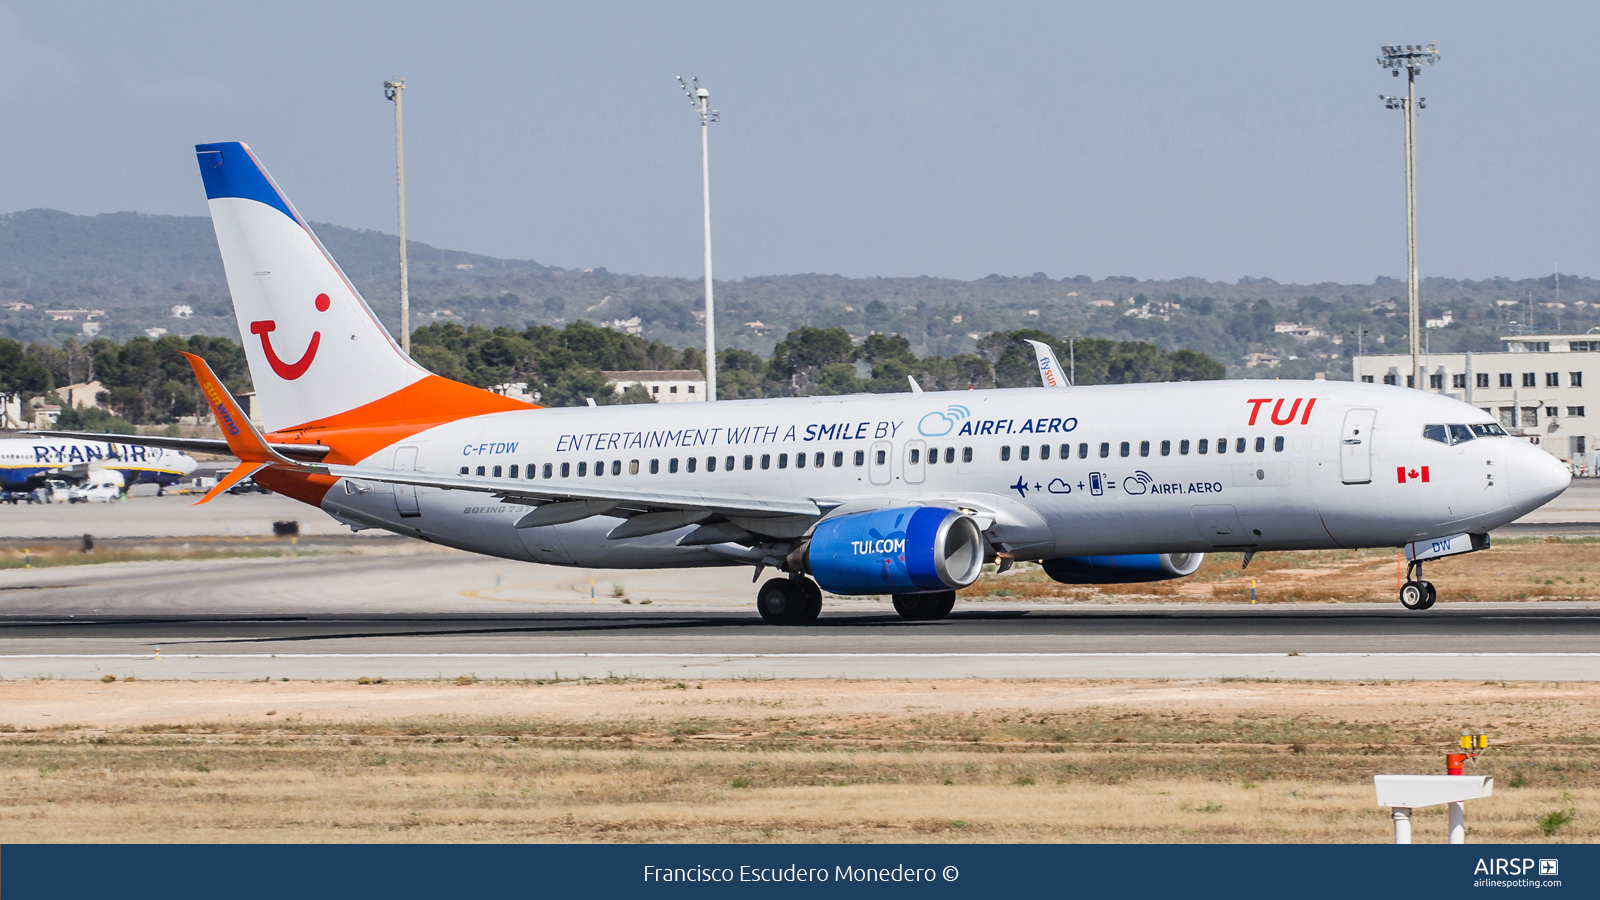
[
  {"x1": 250, "y1": 292, "x2": 330, "y2": 381},
  {"x1": 917, "y1": 405, "x2": 970, "y2": 437}
]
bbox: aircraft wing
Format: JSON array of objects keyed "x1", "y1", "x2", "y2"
[
  {"x1": 313, "y1": 462, "x2": 826, "y2": 523},
  {"x1": 26, "y1": 430, "x2": 330, "y2": 462},
  {"x1": 1024, "y1": 339, "x2": 1071, "y2": 388}
]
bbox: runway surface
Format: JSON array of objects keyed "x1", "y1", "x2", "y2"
[{"x1": 5, "y1": 603, "x2": 1599, "y2": 682}]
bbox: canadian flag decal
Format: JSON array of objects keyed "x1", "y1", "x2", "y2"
[{"x1": 1397, "y1": 466, "x2": 1430, "y2": 484}]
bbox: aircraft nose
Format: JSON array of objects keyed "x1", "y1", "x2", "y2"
[{"x1": 1506, "y1": 440, "x2": 1571, "y2": 511}]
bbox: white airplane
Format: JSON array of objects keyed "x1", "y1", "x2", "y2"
[
  {"x1": 60, "y1": 141, "x2": 1571, "y2": 623},
  {"x1": 0, "y1": 436, "x2": 197, "y2": 497}
]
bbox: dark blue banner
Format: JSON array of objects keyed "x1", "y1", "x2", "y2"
[{"x1": 2, "y1": 844, "x2": 1593, "y2": 898}]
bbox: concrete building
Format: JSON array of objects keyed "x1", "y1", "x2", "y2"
[
  {"x1": 57, "y1": 381, "x2": 105, "y2": 410},
  {"x1": 1355, "y1": 332, "x2": 1600, "y2": 472},
  {"x1": 603, "y1": 370, "x2": 707, "y2": 403}
]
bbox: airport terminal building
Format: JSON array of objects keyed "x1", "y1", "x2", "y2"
[{"x1": 1355, "y1": 333, "x2": 1600, "y2": 473}]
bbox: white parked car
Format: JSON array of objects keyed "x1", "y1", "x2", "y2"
[{"x1": 67, "y1": 479, "x2": 123, "y2": 503}]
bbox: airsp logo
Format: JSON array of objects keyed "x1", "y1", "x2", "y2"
[{"x1": 917, "y1": 405, "x2": 970, "y2": 437}]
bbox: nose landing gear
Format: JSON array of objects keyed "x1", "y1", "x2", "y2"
[
  {"x1": 756, "y1": 575, "x2": 823, "y2": 625},
  {"x1": 1400, "y1": 559, "x2": 1437, "y2": 611}
]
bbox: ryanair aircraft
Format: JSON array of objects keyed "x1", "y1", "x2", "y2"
[
  {"x1": 49, "y1": 142, "x2": 1572, "y2": 622},
  {"x1": 0, "y1": 436, "x2": 197, "y2": 495}
]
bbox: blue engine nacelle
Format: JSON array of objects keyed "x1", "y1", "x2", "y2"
[
  {"x1": 802, "y1": 506, "x2": 986, "y2": 596},
  {"x1": 1040, "y1": 553, "x2": 1204, "y2": 585}
]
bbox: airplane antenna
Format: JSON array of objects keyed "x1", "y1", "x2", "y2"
[
  {"x1": 384, "y1": 78, "x2": 410, "y2": 355},
  {"x1": 1377, "y1": 42, "x2": 1439, "y2": 392},
  {"x1": 678, "y1": 74, "x2": 720, "y2": 401}
]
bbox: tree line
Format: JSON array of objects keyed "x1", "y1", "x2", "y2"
[{"x1": 0, "y1": 321, "x2": 1223, "y2": 430}]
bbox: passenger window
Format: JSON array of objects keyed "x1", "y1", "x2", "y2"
[
  {"x1": 508, "y1": 465, "x2": 518, "y2": 478},
  {"x1": 476, "y1": 466, "x2": 486, "y2": 476},
  {"x1": 669, "y1": 458, "x2": 679, "y2": 473},
  {"x1": 726, "y1": 455, "x2": 735, "y2": 471},
  {"x1": 612, "y1": 460, "x2": 622, "y2": 476},
  {"x1": 817, "y1": 452, "x2": 827, "y2": 467},
  {"x1": 1179, "y1": 440, "x2": 1189, "y2": 456},
  {"x1": 560, "y1": 462, "x2": 570, "y2": 477},
  {"x1": 743, "y1": 454, "x2": 753, "y2": 470},
  {"x1": 1140, "y1": 440, "x2": 1150, "y2": 457},
  {"x1": 577, "y1": 462, "x2": 587, "y2": 477},
  {"x1": 909, "y1": 449, "x2": 920, "y2": 464},
  {"x1": 761, "y1": 454, "x2": 770, "y2": 469},
  {"x1": 687, "y1": 457, "x2": 697, "y2": 473},
  {"x1": 1448, "y1": 425, "x2": 1474, "y2": 444},
  {"x1": 543, "y1": 463, "x2": 553, "y2": 478},
  {"x1": 834, "y1": 451, "x2": 845, "y2": 467},
  {"x1": 1236, "y1": 438, "x2": 1247, "y2": 453},
  {"x1": 852, "y1": 450, "x2": 864, "y2": 466},
  {"x1": 593, "y1": 461, "x2": 604, "y2": 476},
  {"x1": 459, "y1": 466, "x2": 468, "y2": 475},
  {"x1": 1018, "y1": 445, "x2": 1028, "y2": 461},
  {"x1": 778, "y1": 453, "x2": 788, "y2": 469},
  {"x1": 962, "y1": 447, "x2": 972, "y2": 463},
  {"x1": 1216, "y1": 438, "x2": 1226, "y2": 455},
  {"x1": 1160, "y1": 440, "x2": 1170, "y2": 457},
  {"x1": 1099, "y1": 442, "x2": 1110, "y2": 458},
  {"x1": 875, "y1": 449, "x2": 886, "y2": 465},
  {"x1": 795, "y1": 452, "x2": 806, "y2": 468},
  {"x1": 1254, "y1": 437, "x2": 1265, "y2": 453},
  {"x1": 1117, "y1": 441, "x2": 1128, "y2": 457},
  {"x1": 629, "y1": 460, "x2": 640, "y2": 475},
  {"x1": 650, "y1": 459, "x2": 660, "y2": 474},
  {"x1": 925, "y1": 448, "x2": 935, "y2": 465},
  {"x1": 1273, "y1": 436, "x2": 1284, "y2": 452},
  {"x1": 1001, "y1": 446, "x2": 1012, "y2": 461},
  {"x1": 1198, "y1": 439, "x2": 1208, "y2": 455},
  {"x1": 1040, "y1": 444, "x2": 1050, "y2": 460},
  {"x1": 706, "y1": 456, "x2": 716, "y2": 472},
  {"x1": 1060, "y1": 444, "x2": 1070, "y2": 459},
  {"x1": 1422, "y1": 424, "x2": 1449, "y2": 444},
  {"x1": 1079, "y1": 443, "x2": 1089, "y2": 459}
]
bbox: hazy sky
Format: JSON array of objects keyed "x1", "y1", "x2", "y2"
[{"x1": 0, "y1": 2, "x2": 1594, "y2": 283}]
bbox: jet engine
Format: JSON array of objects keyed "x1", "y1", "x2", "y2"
[
  {"x1": 794, "y1": 506, "x2": 985, "y2": 596},
  {"x1": 1040, "y1": 553, "x2": 1204, "y2": 585}
]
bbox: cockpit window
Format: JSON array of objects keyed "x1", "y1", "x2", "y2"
[
  {"x1": 1470, "y1": 423, "x2": 1508, "y2": 438},
  {"x1": 1422, "y1": 424, "x2": 1449, "y2": 444},
  {"x1": 1448, "y1": 424, "x2": 1475, "y2": 444}
]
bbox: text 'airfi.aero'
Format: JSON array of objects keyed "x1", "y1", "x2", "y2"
[{"x1": 50, "y1": 142, "x2": 1571, "y2": 622}]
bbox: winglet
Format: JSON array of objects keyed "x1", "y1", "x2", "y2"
[
  {"x1": 908, "y1": 375, "x2": 924, "y2": 394},
  {"x1": 1024, "y1": 339, "x2": 1071, "y2": 388},
  {"x1": 192, "y1": 461, "x2": 269, "y2": 505},
  {"x1": 179, "y1": 352, "x2": 299, "y2": 465}
]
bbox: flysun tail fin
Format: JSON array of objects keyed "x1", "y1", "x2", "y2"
[{"x1": 194, "y1": 142, "x2": 532, "y2": 439}]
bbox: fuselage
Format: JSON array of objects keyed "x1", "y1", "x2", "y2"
[
  {"x1": 308, "y1": 380, "x2": 1571, "y2": 569},
  {"x1": 0, "y1": 438, "x2": 198, "y2": 492}
]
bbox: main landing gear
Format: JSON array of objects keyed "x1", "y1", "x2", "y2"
[
  {"x1": 757, "y1": 576, "x2": 823, "y2": 626},
  {"x1": 1400, "y1": 559, "x2": 1437, "y2": 611}
]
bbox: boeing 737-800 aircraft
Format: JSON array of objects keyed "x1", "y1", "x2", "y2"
[{"x1": 48, "y1": 142, "x2": 1572, "y2": 623}]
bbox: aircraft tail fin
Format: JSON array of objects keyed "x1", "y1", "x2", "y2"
[
  {"x1": 195, "y1": 142, "x2": 532, "y2": 438},
  {"x1": 1024, "y1": 339, "x2": 1071, "y2": 388}
]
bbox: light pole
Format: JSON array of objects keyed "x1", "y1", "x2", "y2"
[
  {"x1": 1349, "y1": 326, "x2": 1371, "y2": 381},
  {"x1": 384, "y1": 78, "x2": 410, "y2": 355},
  {"x1": 678, "y1": 74, "x2": 719, "y2": 401},
  {"x1": 1378, "y1": 42, "x2": 1439, "y2": 390}
]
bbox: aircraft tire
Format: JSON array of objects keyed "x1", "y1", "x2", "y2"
[
  {"x1": 793, "y1": 578, "x2": 823, "y2": 625},
  {"x1": 1399, "y1": 580, "x2": 1429, "y2": 611},
  {"x1": 757, "y1": 578, "x2": 805, "y2": 625},
  {"x1": 1419, "y1": 581, "x2": 1437, "y2": 610}
]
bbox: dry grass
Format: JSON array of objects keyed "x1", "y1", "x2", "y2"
[
  {"x1": 966, "y1": 537, "x2": 1600, "y2": 604},
  {"x1": 1, "y1": 678, "x2": 1597, "y2": 843}
]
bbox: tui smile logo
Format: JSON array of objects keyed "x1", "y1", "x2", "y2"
[{"x1": 250, "y1": 293, "x2": 329, "y2": 380}]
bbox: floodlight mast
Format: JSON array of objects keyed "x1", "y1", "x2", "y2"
[
  {"x1": 1378, "y1": 42, "x2": 1439, "y2": 391},
  {"x1": 384, "y1": 78, "x2": 410, "y2": 355},
  {"x1": 679, "y1": 74, "x2": 720, "y2": 401}
]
